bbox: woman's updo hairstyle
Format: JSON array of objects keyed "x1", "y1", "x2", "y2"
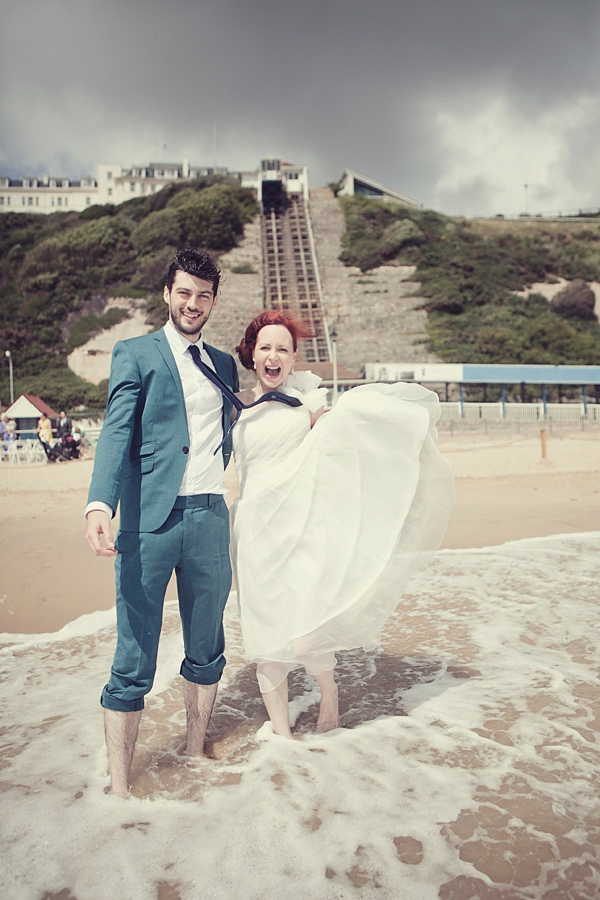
[{"x1": 236, "y1": 311, "x2": 316, "y2": 371}]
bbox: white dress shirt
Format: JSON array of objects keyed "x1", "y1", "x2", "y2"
[
  {"x1": 86, "y1": 321, "x2": 227, "y2": 519},
  {"x1": 164, "y1": 320, "x2": 226, "y2": 496}
]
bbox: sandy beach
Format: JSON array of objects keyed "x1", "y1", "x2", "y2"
[
  {"x1": 1, "y1": 426, "x2": 598, "y2": 634},
  {"x1": 1, "y1": 425, "x2": 599, "y2": 900}
]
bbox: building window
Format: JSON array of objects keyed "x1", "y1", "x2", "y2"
[
  {"x1": 65, "y1": 197, "x2": 68, "y2": 206},
  {"x1": 57, "y1": 197, "x2": 62, "y2": 206},
  {"x1": 6, "y1": 196, "x2": 9, "y2": 205},
  {"x1": 107, "y1": 171, "x2": 112, "y2": 179},
  {"x1": 50, "y1": 179, "x2": 56, "y2": 188},
  {"x1": 23, "y1": 178, "x2": 30, "y2": 187},
  {"x1": 86, "y1": 197, "x2": 91, "y2": 205},
  {"x1": 107, "y1": 188, "x2": 112, "y2": 197},
  {"x1": 51, "y1": 198, "x2": 55, "y2": 206},
  {"x1": 130, "y1": 182, "x2": 135, "y2": 192},
  {"x1": 22, "y1": 196, "x2": 26, "y2": 205},
  {"x1": 35, "y1": 197, "x2": 39, "y2": 205},
  {"x1": 0, "y1": 197, "x2": 4, "y2": 204}
]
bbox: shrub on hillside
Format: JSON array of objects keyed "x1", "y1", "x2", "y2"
[
  {"x1": 380, "y1": 219, "x2": 424, "y2": 256},
  {"x1": 550, "y1": 279, "x2": 597, "y2": 321},
  {"x1": 130, "y1": 208, "x2": 181, "y2": 255},
  {"x1": 133, "y1": 247, "x2": 177, "y2": 291},
  {"x1": 80, "y1": 203, "x2": 116, "y2": 220},
  {"x1": 176, "y1": 183, "x2": 255, "y2": 250}
]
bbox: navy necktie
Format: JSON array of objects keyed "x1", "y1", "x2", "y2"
[{"x1": 188, "y1": 343, "x2": 301, "y2": 453}]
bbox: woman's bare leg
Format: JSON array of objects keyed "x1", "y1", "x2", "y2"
[
  {"x1": 261, "y1": 676, "x2": 293, "y2": 738},
  {"x1": 315, "y1": 669, "x2": 339, "y2": 733}
]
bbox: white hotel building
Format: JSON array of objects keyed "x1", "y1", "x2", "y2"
[{"x1": 0, "y1": 159, "x2": 232, "y2": 214}]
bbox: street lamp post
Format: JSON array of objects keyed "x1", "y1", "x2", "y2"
[
  {"x1": 524, "y1": 183, "x2": 529, "y2": 216},
  {"x1": 330, "y1": 327, "x2": 338, "y2": 406},
  {"x1": 4, "y1": 350, "x2": 14, "y2": 405}
]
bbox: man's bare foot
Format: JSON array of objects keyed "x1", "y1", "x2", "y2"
[
  {"x1": 181, "y1": 743, "x2": 207, "y2": 758},
  {"x1": 182, "y1": 680, "x2": 218, "y2": 756},
  {"x1": 316, "y1": 685, "x2": 339, "y2": 733}
]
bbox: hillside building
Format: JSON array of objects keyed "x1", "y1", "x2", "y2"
[
  {"x1": 0, "y1": 158, "x2": 230, "y2": 214},
  {"x1": 0, "y1": 159, "x2": 416, "y2": 215},
  {"x1": 337, "y1": 169, "x2": 418, "y2": 207}
]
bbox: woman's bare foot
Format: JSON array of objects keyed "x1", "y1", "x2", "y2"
[
  {"x1": 261, "y1": 677, "x2": 293, "y2": 738},
  {"x1": 315, "y1": 672, "x2": 339, "y2": 733}
]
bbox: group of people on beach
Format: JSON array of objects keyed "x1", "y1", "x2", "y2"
[{"x1": 85, "y1": 247, "x2": 454, "y2": 796}]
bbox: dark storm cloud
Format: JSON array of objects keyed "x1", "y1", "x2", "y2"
[{"x1": 1, "y1": 0, "x2": 599, "y2": 215}]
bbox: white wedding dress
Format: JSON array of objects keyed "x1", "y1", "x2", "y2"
[{"x1": 230, "y1": 372, "x2": 454, "y2": 692}]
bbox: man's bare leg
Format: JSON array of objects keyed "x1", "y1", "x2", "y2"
[
  {"x1": 315, "y1": 669, "x2": 339, "y2": 733},
  {"x1": 104, "y1": 708, "x2": 142, "y2": 797},
  {"x1": 261, "y1": 677, "x2": 293, "y2": 738},
  {"x1": 182, "y1": 679, "x2": 218, "y2": 756}
]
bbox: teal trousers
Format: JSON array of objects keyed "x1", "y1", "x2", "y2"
[{"x1": 101, "y1": 494, "x2": 231, "y2": 712}]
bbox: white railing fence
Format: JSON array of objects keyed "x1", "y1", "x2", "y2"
[{"x1": 323, "y1": 381, "x2": 600, "y2": 423}]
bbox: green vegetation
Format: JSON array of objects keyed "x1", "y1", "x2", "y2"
[
  {"x1": 0, "y1": 176, "x2": 258, "y2": 410},
  {"x1": 339, "y1": 197, "x2": 600, "y2": 366},
  {"x1": 66, "y1": 308, "x2": 130, "y2": 351},
  {"x1": 229, "y1": 262, "x2": 257, "y2": 274}
]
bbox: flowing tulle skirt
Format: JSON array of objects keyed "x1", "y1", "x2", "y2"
[{"x1": 231, "y1": 383, "x2": 454, "y2": 692}]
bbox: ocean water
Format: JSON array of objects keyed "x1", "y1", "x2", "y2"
[{"x1": 1, "y1": 533, "x2": 599, "y2": 900}]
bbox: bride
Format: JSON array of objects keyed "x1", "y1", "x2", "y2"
[{"x1": 229, "y1": 311, "x2": 454, "y2": 737}]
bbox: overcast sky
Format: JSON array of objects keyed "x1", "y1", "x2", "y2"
[{"x1": 1, "y1": 0, "x2": 599, "y2": 217}]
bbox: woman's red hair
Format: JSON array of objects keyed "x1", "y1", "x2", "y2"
[{"x1": 236, "y1": 311, "x2": 316, "y2": 371}]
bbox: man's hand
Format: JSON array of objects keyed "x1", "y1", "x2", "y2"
[{"x1": 86, "y1": 509, "x2": 117, "y2": 557}]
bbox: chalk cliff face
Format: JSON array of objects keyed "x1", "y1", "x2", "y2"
[{"x1": 67, "y1": 300, "x2": 150, "y2": 385}]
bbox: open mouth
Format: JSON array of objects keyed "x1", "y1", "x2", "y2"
[{"x1": 265, "y1": 365, "x2": 281, "y2": 378}]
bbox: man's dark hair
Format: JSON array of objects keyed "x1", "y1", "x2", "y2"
[{"x1": 165, "y1": 248, "x2": 221, "y2": 295}]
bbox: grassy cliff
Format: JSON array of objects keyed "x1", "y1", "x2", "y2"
[
  {"x1": 0, "y1": 177, "x2": 258, "y2": 411},
  {"x1": 339, "y1": 197, "x2": 600, "y2": 368}
]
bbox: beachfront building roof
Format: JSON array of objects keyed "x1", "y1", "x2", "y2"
[
  {"x1": 362, "y1": 362, "x2": 600, "y2": 419},
  {"x1": 365, "y1": 363, "x2": 600, "y2": 385},
  {"x1": 337, "y1": 170, "x2": 419, "y2": 207},
  {"x1": 4, "y1": 394, "x2": 58, "y2": 419}
]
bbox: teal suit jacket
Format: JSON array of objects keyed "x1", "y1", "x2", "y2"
[{"x1": 87, "y1": 328, "x2": 239, "y2": 533}]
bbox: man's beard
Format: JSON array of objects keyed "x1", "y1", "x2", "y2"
[{"x1": 170, "y1": 305, "x2": 211, "y2": 337}]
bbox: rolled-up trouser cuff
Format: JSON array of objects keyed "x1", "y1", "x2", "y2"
[
  {"x1": 100, "y1": 685, "x2": 146, "y2": 712},
  {"x1": 180, "y1": 652, "x2": 226, "y2": 685}
]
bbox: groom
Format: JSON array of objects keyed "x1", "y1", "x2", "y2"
[{"x1": 85, "y1": 247, "x2": 239, "y2": 796}]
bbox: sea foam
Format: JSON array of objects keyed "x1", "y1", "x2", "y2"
[{"x1": 1, "y1": 533, "x2": 599, "y2": 899}]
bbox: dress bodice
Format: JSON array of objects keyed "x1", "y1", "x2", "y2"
[{"x1": 233, "y1": 401, "x2": 311, "y2": 495}]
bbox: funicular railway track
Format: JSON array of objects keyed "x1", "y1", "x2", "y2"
[{"x1": 261, "y1": 192, "x2": 330, "y2": 364}]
